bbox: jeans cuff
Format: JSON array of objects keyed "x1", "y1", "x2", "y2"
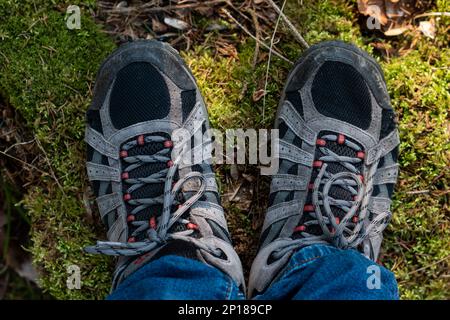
[{"x1": 284, "y1": 244, "x2": 340, "y2": 273}]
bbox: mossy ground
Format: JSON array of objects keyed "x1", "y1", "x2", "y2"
[
  {"x1": 0, "y1": 0, "x2": 115, "y2": 299},
  {"x1": 0, "y1": 0, "x2": 448, "y2": 299}
]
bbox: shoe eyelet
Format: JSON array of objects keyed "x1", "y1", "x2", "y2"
[
  {"x1": 120, "y1": 150, "x2": 128, "y2": 158},
  {"x1": 313, "y1": 160, "x2": 323, "y2": 168},
  {"x1": 137, "y1": 135, "x2": 145, "y2": 146},
  {"x1": 187, "y1": 223, "x2": 198, "y2": 230},
  {"x1": 149, "y1": 216, "x2": 157, "y2": 229},
  {"x1": 164, "y1": 140, "x2": 173, "y2": 148},
  {"x1": 316, "y1": 139, "x2": 326, "y2": 147}
]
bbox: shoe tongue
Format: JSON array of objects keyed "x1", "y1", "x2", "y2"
[{"x1": 152, "y1": 240, "x2": 199, "y2": 261}]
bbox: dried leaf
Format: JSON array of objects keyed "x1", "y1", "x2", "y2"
[
  {"x1": 195, "y1": 6, "x2": 214, "y2": 17},
  {"x1": 217, "y1": 43, "x2": 238, "y2": 58},
  {"x1": 116, "y1": 1, "x2": 127, "y2": 9},
  {"x1": 252, "y1": 89, "x2": 266, "y2": 102},
  {"x1": 357, "y1": 0, "x2": 418, "y2": 35},
  {"x1": 419, "y1": 20, "x2": 436, "y2": 39},
  {"x1": 206, "y1": 23, "x2": 228, "y2": 32},
  {"x1": 384, "y1": 25, "x2": 409, "y2": 36},
  {"x1": 152, "y1": 18, "x2": 168, "y2": 33},
  {"x1": 230, "y1": 164, "x2": 239, "y2": 180},
  {"x1": 164, "y1": 17, "x2": 190, "y2": 31},
  {"x1": 242, "y1": 173, "x2": 256, "y2": 183},
  {"x1": 357, "y1": 0, "x2": 388, "y2": 25}
]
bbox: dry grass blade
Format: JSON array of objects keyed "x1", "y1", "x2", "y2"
[
  {"x1": 221, "y1": 9, "x2": 293, "y2": 64},
  {"x1": 262, "y1": 0, "x2": 288, "y2": 120},
  {"x1": 265, "y1": 0, "x2": 309, "y2": 48}
]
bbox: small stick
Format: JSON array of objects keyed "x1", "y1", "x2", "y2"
[
  {"x1": 0, "y1": 150, "x2": 49, "y2": 176},
  {"x1": 230, "y1": 181, "x2": 244, "y2": 202},
  {"x1": 262, "y1": 0, "x2": 287, "y2": 120},
  {"x1": 413, "y1": 12, "x2": 450, "y2": 21},
  {"x1": 222, "y1": 9, "x2": 293, "y2": 64},
  {"x1": 407, "y1": 254, "x2": 450, "y2": 275},
  {"x1": 265, "y1": 0, "x2": 309, "y2": 49},
  {"x1": 406, "y1": 190, "x2": 430, "y2": 195}
]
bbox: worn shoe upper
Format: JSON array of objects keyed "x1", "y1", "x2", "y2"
[
  {"x1": 84, "y1": 41, "x2": 244, "y2": 290},
  {"x1": 249, "y1": 41, "x2": 399, "y2": 297}
]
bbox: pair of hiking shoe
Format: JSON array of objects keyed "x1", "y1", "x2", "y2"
[{"x1": 84, "y1": 40, "x2": 399, "y2": 297}]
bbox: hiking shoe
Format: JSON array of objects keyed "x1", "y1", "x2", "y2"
[
  {"x1": 84, "y1": 41, "x2": 244, "y2": 291},
  {"x1": 248, "y1": 41, "x2": 399, "y2": 296}
]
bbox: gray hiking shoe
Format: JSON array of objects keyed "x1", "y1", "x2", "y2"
[
  {"x1": 249, "y1": 41, "x2": 399, "y2": 297},
  {"x1": 84, "y1": 41, "x2": 244, "y2": 291}
]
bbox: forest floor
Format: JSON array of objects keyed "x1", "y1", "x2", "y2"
[{"x1": 0, "y1": 0, "x2": 448, "y2": 299}]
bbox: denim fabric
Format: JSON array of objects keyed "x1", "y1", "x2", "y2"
[
  {"x1": 108, "y1": 245, "x2": 398, "y2": 300},
  {"x1": 107, "y1": 255, "x2": 244, "y2": 300},
  {"x1": 254, "y1": 245, "x2": 398, "y2": 300}
]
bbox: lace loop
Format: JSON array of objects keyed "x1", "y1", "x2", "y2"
[
  {"x1": 272, "y1": 134, "x2": 391, "y2": 260},
  {"x1": 85, "y1": 134, "x2": 210, "y2": 256}
]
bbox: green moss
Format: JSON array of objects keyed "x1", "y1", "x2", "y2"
[
  {"x1": 0, "y1": 0, "x2": 448, "y2": 299},
  {"x1": 382, "y1": 47, "x2": 450, "y2": 300},
  {"x1": 0, "y1": 1, "x2": 115, "y2": 299},
  {"x1": 182, "y1": 41, "x2": 286, "y2": 130}
]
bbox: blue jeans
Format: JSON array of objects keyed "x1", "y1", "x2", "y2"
[{"x1": 108, "y1": 244, "x2": 398, "y2": 300}]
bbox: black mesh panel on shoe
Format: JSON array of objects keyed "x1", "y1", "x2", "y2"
[
  {"x1": 285, "y1": 90, "x2": 304, "y2": 118},
  {"x1": 110, "y1": 62, "x2": 170, "y2": 129},
  {"x1": 312, "y1": 61, "x2": 372, "y2": 130},
  {"x1": 380, "y1": 108, "x2": 397, "y2": 139},
  {"x1": 181, "y1": 90, "x2": 197, "y2": 121},
  {"x1": 86, "y1": 109, "x2": 103, "y2": 134}
]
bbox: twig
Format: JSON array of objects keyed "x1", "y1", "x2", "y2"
[
  {"x1": 262, "y1": 0, "x2": 287, "y2": 120},
  {"x1": 249, "y1": 6, "x2": 261, "y2": 68},
  {"x1": 230, "y1": 181, "x2": 244, "y2": 202},
  {"x1": 221, "y1": 9, "x2": 293, "y2": 64},
  {"x1": 413, "y1": 12, "x2": 450, "y2": 21},
  {"x1": 406, "y1": 190, "x2": 430, "y2": 195},
  {"x1": 3, "y1": 138, "x2": 35, "y2": 154},
  {"x1": 266, "y1": 0, "x2": 309, "y2": 49},
  {"x1": 35, "y1": 138, "x2": 66, "y2": 196},
  {"x1": 0, "y1": 150, "x2": 48, "y2": 176},
  {"x1": 407, "y1": 255, "x2": 450, "y2": 275}
]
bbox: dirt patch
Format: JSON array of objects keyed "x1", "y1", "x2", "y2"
[
  {"x1": 95, "y1": 0, "x2": 280, "y2": 50},
  {"x1": 0, "y1": 97, "x2": 49, "y2": 299}
]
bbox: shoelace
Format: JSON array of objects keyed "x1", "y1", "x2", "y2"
[
  {"x1": 273, "y1": 133, "x2": 391, "y2": 259},
  {"x1": 85, "y1": 134, "x2": 221, "y2": 257}
]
